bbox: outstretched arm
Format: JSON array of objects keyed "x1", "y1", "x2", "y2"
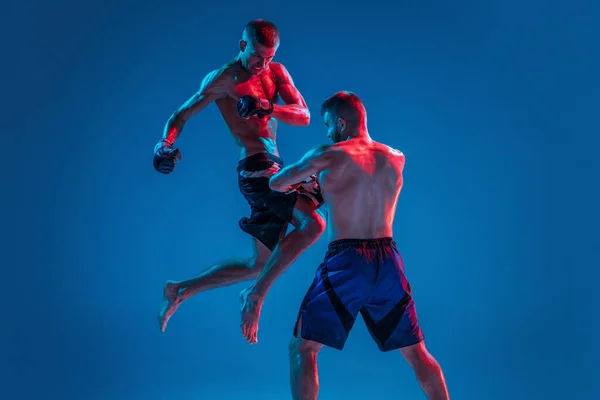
[
  {"x1": 269, "y1": 144, "x2": 332, "y2": 192},
  {"x1": 269, "y1": 63, "x2": 310, "y2": 126},
  {"x1": 162, "y1": 68, "x2": 228, "y2": 145}
]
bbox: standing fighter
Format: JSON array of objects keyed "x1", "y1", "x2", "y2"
[
  {"x1": 155, "y1": 20, "x2": 325, "y2": 333},
  {"x1": 240, "y1": 91, "x2": 450, "y2": 400}
]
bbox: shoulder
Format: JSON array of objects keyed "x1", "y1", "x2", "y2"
[
  {"x1": 304, "y1": 144, "x2": 332, "y2": 158},
  {"x1": 269, "y1": 62, "x2": 287, "y2": 74},
  {"x1": 388, "y1": 146, "x2": 404, "y2": 160},
  {"x1": 380, "y1": 143, "x2": 405, "y2": 168},
  {"x1": 200, "y1": 62, "x2": 235, "y2": 91},
  {"x1": 373, "y1": 140, "x2": 404, "y2": 159},
  {"x1": 301, "y1": 144, "x2": 344, "y2": 165},
  {"x1": 269, "y1": 62, "x2": 293, "y2": 83},
  {"x1": 320, "y1": 142, "x2": 350, "y2": 162}
]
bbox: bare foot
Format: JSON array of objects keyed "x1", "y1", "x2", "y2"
[
  {"x1": 158, "y1": 281, "x2": 182, "y2": 332},
  {"x1": 239, "y1": 286, "x2": 264, "y2": 344}
]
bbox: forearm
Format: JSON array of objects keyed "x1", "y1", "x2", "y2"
[
  {"x1": 269, "y1": 164, "x2": 309, "y2": 192},
  {"x1": 269, "y1": 146, "x2": 330, "y2": 191},
  {"x1": 161, "y1": 112, "x2": 187, "y2": 145},
  {"x1": 161, "y1": 88, "x2": 215, "y2": 145},
  {"x1": 270, "y1": 103, "x2": 310, "y2": 126}
]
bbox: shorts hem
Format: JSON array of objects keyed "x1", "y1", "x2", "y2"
[
  {"x1": 238, "y1": 217, "x2": 288, "y2": 251},
  {"x1": 295, "y1": 311, "x2": 347, "y2": 351},
  {"x1": 299, "y1": 329, "x2": 347, "y2": 351}
]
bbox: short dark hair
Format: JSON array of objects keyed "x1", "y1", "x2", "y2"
[
  {"x1": 320, "y1": 91, "x2": 366, "y2": 127},
  {"x1": 243, "y1": 20, "x2": 280, "y2": 47}
]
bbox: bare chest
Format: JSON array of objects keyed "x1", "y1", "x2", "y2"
[{"x1": 230, "y1": 71, "x2": 279, "y2": 102}]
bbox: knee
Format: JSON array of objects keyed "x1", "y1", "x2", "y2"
[
  {"x1": 289, "y1": 336, "x2": 320, "y2": 363},
  {"x1": 402, "y1": 342, "x2": 436, "y2": 369},
  {"x1": 248, "y1": 256, "x2": 267, "y2": 278},
  {"x1": 301, "y1": 212, "x2": 326, "y2": 238},
  {"x1": 289, "y1": 337, "x2": 301, "y2": 361}
]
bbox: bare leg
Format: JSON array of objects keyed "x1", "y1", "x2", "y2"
[
  {"x1": 289, "y1": 317, "x2": 324, "y2": 400},
  {"x1": 158, "y1": 238, "x2": 271, "y2": 332},
  {"x1": 400, "y1": 341, "x2": 450, "y2": 400},
  {"x1": 240, "y1": 197, "x2": 326, "y2": 343}
]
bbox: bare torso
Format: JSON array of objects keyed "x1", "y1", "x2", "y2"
[
  {"x1": 319, "y1": 138, "x2": 405, "y2": 241},
  {"x1": 214, "y1": 60, "x2": 282, "y2": 159}
]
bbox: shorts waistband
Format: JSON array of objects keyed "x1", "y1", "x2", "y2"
[
  {"x1": 328, "y1": 237, "x2": 395, "y2": 251},
  {"x1": 237, "y1": 152, "x2": 284, "y2": 172}
]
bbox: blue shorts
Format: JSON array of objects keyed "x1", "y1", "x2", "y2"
[{"x1": 294, "y1": 238, "x2": 424, "y2": 351}]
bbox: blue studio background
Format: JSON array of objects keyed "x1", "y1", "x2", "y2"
[{"x1": 3, "y1": 1, "x2": 595, "y2": 399}]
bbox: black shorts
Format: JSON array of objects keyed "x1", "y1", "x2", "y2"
[{"x1": 237, "y1": 153, "x2": 322, "y2": 250}]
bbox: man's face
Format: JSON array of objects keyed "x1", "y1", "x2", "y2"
[
  {"x1": 241, "y1": 41, "x2": 277, "y2": 75},
  {"x1": 323, "y1": 111, "x2": 345, "y2": 143}
]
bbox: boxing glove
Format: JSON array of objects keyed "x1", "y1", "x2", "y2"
[
  {"x1": 153, "y1": 139, "x2": 182, "y2": 174},
  {"x1": 236, "y1": 95, "x2": 273, "y2": 119},
  {"x1": 294, "y1": 174, "x2": 325, "y2": 208}
]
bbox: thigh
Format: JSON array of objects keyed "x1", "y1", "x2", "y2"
[
  {"x1": 238, "y1": 175, "x2": 270, "y2": 207},
  {"x1": 293, "y1": 250, "x2": 369, "y2": 351},
  {"x1": 361, "y1": 251, "x2": 424, "y2": 352},
  {"x1": 290, "y1": 195, "x2": 324, "y2": 229},
  {"x1": 399, "y1": 340, "x2": 431, "y2": 367},
  {"x1": 361, "y1": 292, "x2": 423, "y2": 352},
  {"x1": 251, "y1": 236, "x2": 272, "y2": 266}
]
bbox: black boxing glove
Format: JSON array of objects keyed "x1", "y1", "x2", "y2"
[
  {"x1": 236, "y1": 95, "x2": 273, "y2": 119},
  {"x1": 153, "y1": 139, "x2": 182, "y2": 174},
  {"x1": 284, "y1": 174, "x2": 324, "y2": 208},
  {"x1": 296, "y1": 174, "x2": 324, "y2": 207}
]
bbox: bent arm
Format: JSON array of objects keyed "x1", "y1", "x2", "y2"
[
  {"x1": 269, "y1": 64, "x2": 310, "y2": 126},
  {"x1": 162, "y1": 69, "x2": 228, "y2": 145},
  {"x1": 269, "y1": 145, "x2": 332, "y2": 192}
]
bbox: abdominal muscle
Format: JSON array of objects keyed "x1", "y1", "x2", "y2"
[{"x1": 215, "y1": 97, "x2": 280, "y2": 159}]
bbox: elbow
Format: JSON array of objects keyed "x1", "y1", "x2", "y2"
[
  {"x1": 171, "y1": 102, "x2": 195, "y2": 124},
  {"x1": 300, "y1": 110, "x2": 311, "y2": 126},
  {"x1": 269, "y1": 175, "x2": 286, "y2": 192},
  {"x1": 291, "y1": 108, "x2": 310, "y2": 126}
]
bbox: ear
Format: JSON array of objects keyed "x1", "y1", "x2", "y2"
[
  {"x1": 239, "y1": 40, "x2": 247, "y2": 52},
  {"x1": 337, "y1": 118, "x2": 346, "y2": 132}
]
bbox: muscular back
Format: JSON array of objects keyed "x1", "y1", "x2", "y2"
[{"x1": 320, "y1": 138, "x2": 405, "y2": 241}]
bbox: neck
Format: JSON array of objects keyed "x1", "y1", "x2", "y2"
[
  {"x1": 235, "y1": 54, "x2": 249, "y2": 72},
  {"x1": 346, "y1": 126, "x2": 370, "y2": 140}
]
